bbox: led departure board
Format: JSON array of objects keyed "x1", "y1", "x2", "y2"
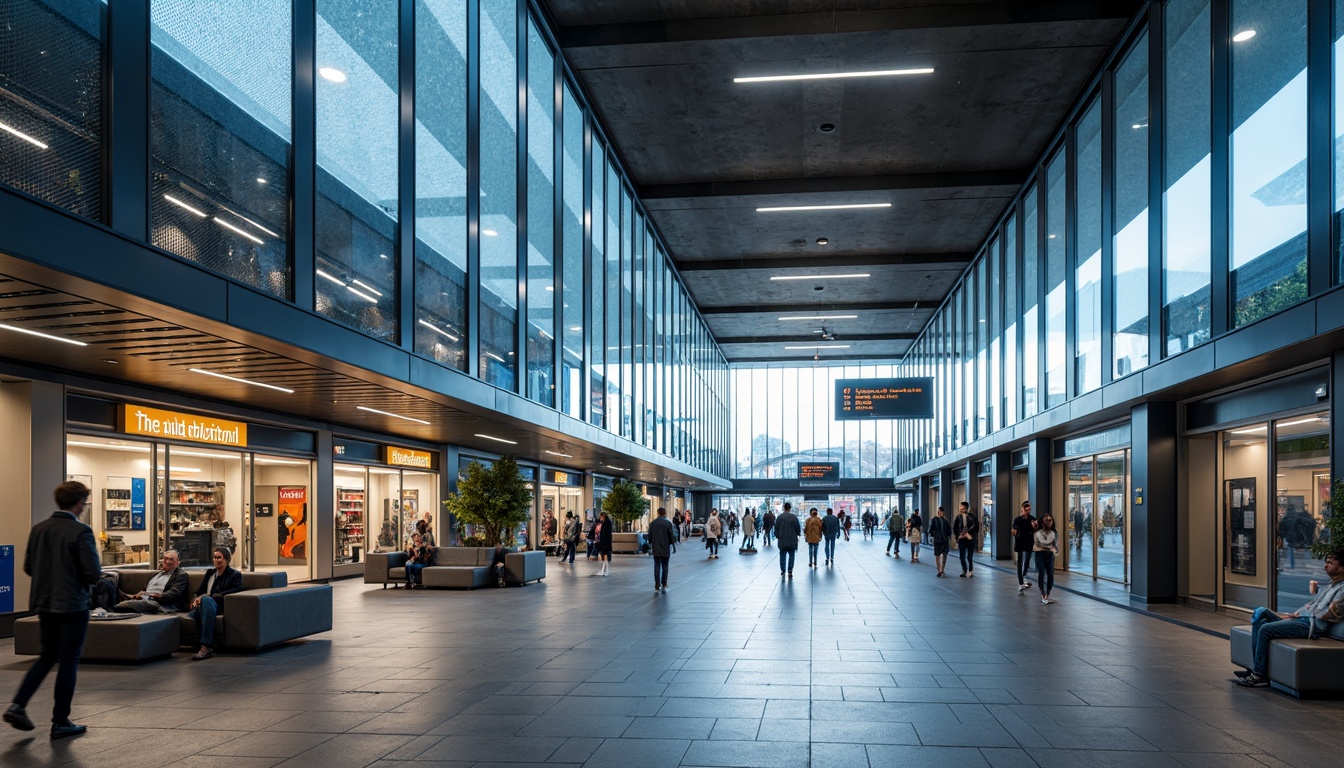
[
  {"x1": 835, "y1": 378, "x2": 934, "y2": 420},
  {"x1": 798, "y1": 462, "x2": 840, "y2": 488}
]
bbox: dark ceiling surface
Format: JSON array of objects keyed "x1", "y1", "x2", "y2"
[{"x1": 543, "y1": 0, "x2": 1141, "y2": 363}]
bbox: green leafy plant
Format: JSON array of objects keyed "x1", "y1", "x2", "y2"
[
  {"x1": 1311, "y1": 479, "x2": 1344, "y2": 560},
  {"x1": 443, "y1": 456, "x2": 533, "y2": 546},
  {"x1": 602, "y1": 479, "x2": 649, "y2": 528}
]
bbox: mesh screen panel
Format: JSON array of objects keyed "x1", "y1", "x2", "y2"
[{"x1": 316, "y1": 192, "x2": 397, "y2": 342}]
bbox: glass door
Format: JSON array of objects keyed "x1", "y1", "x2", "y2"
[
  {"x1": 978, "y1": 476, "x2": 993, "y2": 553},
  {"x1": 1095, "y1": 450, "x2": 1128, "y2": 583},
  {"x1": 163, "y1": 445, "x2": 247, "y2": 569},
  {"x1": 1066, "y1": 457, "x2": 1094, "y2": 576},
  {"x1": 1221, "y1": 423, "x2": 1269, "y2": 610},
  {"x1": 1273, "y1": 411, "x2": 1329, "y2": 610}
]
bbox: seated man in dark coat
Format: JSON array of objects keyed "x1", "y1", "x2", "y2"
[
  {"x1": 491, "y1": 544, "x2": 515, "y2": 587},
  {"x1": 187, "y1": 546, "x2": 244, "y2": 660},
  {"x1": 115, "y1": 549, "x2": 190, "y2": 614}
]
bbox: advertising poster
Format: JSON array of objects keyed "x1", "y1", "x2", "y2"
[
  {"x1": 1227, "y1": 477, "x2": 1257, "y2": 576},
  {"x1": 0, "y1": 545, "x2": 13, "y2": 613},
  {"x1": 130, "y1": 478, "x2": 146, "y2": 530},
  {"x1": 277, "y1": 486, "x2": 308, "y2": 559}
]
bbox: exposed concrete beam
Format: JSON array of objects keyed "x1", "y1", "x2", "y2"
[
  {"x1": 639, "y1": 170, "x2": 1024, "y2": 200},
  {"x1": 678, "y1": 253, "x2": 971, "y2": 271},
  {"x1": 701, "y1": 301, "x2": 923, "y2": 315},
  {"x1": 560, "y1": 1, "x2": 1142, "y2": 48}
]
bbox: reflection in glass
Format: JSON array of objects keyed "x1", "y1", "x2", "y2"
[
  {"x1": 1336, "y1": 0, "x2": 1344, "y2": 278},
  {"x1": 1075, "y1": 102, "x2": 1102, "y2": 395},
  {"x1": 316, "y1": 0, "x2": 398, "y2": 341},
  {"x1": 1274, "y1": 413, "x2": 1329, "y2": 611},
  {"x1": 605, "y1": 165, "x2": 621, "y2": 430},
  {"x1": 1114, "y1": 36, "x2": 1149, "y2": 378},
  {"x1": 1044, "y1": 152, "x2": 1068, "y2": 409},
  {"x1": 1022, "y1": 190, "x2": 1040, "y2": 417},
  {"x1": 590, "y1": 144, "x2": 607, "y2": 427},
  {"x1": 561, "y1": 85, "x2": 584, "y2": 418},
  {"x1": 151, "y1": 1, "x2": 290, "y2": 296},
  {"x1": 1095, "y1": 450, "x2": 1128, "y2": 583},
  {"x1": 1003, "y1": 215, "x2": 1018, "y2": 426},
  {"x1": 1230, "y1": 0, "x2": 1307, "y2": 327},
  {"x1": 479, "y1": 0, "x2": 518, "y2": 387},
  {"x1": 1067, "y1": 457, "x2": 1094, "y2": 576},
  {"x1": 1164, "y1": 0, "x2": 1212, "y2": 354},
  {"x1": 525, "y1": 21, "x2": 555, "y2": 407},
  {"x1": 414, "y1": 0, "x2": 468, "y2": 370},
  {"x1": 1222, "y1": 424, "x2": 1268, "y2": 611}
]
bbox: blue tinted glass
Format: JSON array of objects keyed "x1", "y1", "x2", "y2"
[
  {"x1": 1114, "y1": 36, "x2": 1149, "y2": 378},
  {"x1": 525, "y1": 21, "x2": 554, "y2": 407},
  {"x1": 479, "y1": 0, "x2": 517, "y2": 387},
  {"x1": 1075, "y1": 102, "x2": 1102, "y2": 395},
  {"x1": 1044, "y1": 151, "x2": 1067, "y2": 409},
  {"x1": 562, "y1": 85, "x2": 584, "y2": 419}
]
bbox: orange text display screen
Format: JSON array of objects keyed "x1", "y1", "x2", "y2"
[{"x1": 835, "y1": 378, "x2": 934, "y2": 420}]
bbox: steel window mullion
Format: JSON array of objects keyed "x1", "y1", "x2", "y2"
[
  {"x1": 466, "y1": 0, "x2": 481, "y2": 379},
  {"x1": 1308, "y1": 0, "x2": 1333, "y2": 292},
  {"x1": 1210, "y1": 0, "x2": 1231, "y2": 337},
  {"x1": 293, "y1": 0, "x2": 316, "y2": 309},
  {"x1": 515, "y1": 0, "x2": 528, "y2": 396},
  {"x1": 1148, "y1": 2, "x2": 1165, "y2": 368},
  {"x1": 106, "y1": 0, "x2": 150, "y2": 240},
  {"x1": 1100, "y1": 71, "x2": 1115, "y2": 387},
  {"x1": 398, "y1": 0, "x2": 415, "y2": 350}
]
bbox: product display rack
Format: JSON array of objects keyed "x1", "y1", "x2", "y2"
[
  {"x1": 168, "y1": 480, "x2": 225, "y2": 528},
  {"x1": 337, "y1": 487, "x2": 365, "y2": 563}
]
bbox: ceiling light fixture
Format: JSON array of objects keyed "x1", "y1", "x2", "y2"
[
  {"x1": 1230, "y1": 425, "x2": 1266, "y2": 435},
  {"x1": 418, "y1": 319, "x2": 460, "y2": 342},
  {"x1": 346, "y1": 286, "x2": 379, "y2": 303},
  {"x1": 785, "y1": 344, "x2": 851, "y2": 349},
  {"x1": 778, "y1": 314, "x2": 858, "y2": 321},
  {"x1": 569, "y1": 326, "x2": 582, "y2": 332},
  {"x1": 816, "y1": 238, "x2": 829, "y2": 246},
  {"x1": 734, "y1": 67, "x2": 934, "y2": 84},
  {"x1": 318, "y1": 66, "x2": 347, "y2": 83},
  {"x1": 770, "y1": 273, "x2": 870, "y2": 281},
  {"x1": 189, "y1": 367, "x2": 295, "y2": 394},
  {"x1": 475, "y1": 433, "x2": 518, "y2": 445},
  {"x1": 164, "y1": 194, "x2": 207, "y2": 218},
  {"x1": 482, "y1": 229, "x2": 499, "y2": 237},
  {"x1": 1232, "y1": 29, "x2": 1257, "y2": 42},
  {"x1": 349, "y1": 279, "x2": 382, "y2": 297},
  {"x1": 0, "y1": 321, "x2": 89, "y2": 347},
  {"x1": 356, "y1": 405, "x2": 430, "y2": 425},
  {"x1": 485, "y1": 351, "x2": 507, "y2": 363},
  {"x1": 0, "y1": 120, "x2": 49, "y2": 149},
  {"x1": 213, "y1": 216, "x2": 265, "y2": 245},
  {"x1": 257, "y1": 177, "x2": 268, "y2": 184},
  {"x1": 316, "y1": 269, "x2": 345, "y2": 286},
  {"x1": 545, "y1": 450, "x2": 573, "y2": 458},
  {"x1": 1277, "y1": 417, "x2": 1324, "y2": 427},
  {"x1": 757, "y1": 203, "x2": 890, "y2": 213},
  {"x1": 604, "y1": 464, "x2": 630, "y2": 471}
]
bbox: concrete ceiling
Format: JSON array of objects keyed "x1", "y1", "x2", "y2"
[{"x1": 542, "y1": 0, "x2": 1141, "y2": 362}]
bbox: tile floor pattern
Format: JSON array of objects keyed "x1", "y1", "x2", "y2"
[{"x1": 3, "y1": 535, "x2": 1343, "y2": 768}]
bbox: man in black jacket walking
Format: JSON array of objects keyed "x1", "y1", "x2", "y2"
[
  {"x1": 648, "y1": 507, "x2": 676, "y2": 591},
  {"x1": 6, "y1": 481, "x2": 102, "y2": 739}
]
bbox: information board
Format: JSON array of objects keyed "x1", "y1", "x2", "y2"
[
  {"x1": 835, "y1": 378, "x2": 934, "y2": 420},
  {"x1": 798, "y1": 462, "x2": 840, "y2": 488}
]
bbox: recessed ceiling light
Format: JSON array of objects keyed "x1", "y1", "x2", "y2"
[
  {"x1": 319, "y1": 66, "x2": 347, "y2": 83},
  {"x1": 770, "y1": 274, "x2": 870, "y2": 281},
  {"x1": 734, "y1": 68, "x2": 934, "y2": 84},
  {"x1": 1277, "y1": 417, "x2": 1323, "y2": 427},
  {"x1": 779, "y1": 315, "x2": 858, "y2": 321},
  {"x1": 604, "y1": 464, "x2": 630, "y2": 471},
  {"x1": 164, "y1": 194, "x2": 207, "y2": 218},
  {"x1": 818, "y1": 123, "x2": 836, "y2": 133},
  {"x1": 0, "y1": 120, "x2": 49, "y2": 149},
  {"x1": 475, "y1": 433, "x2": 518, "y2": 445},
  {"x1": 356, "y1": 405, "x2": 430, "y2": 425},
  {"x1": 0, "y1": 321, "x2": 88, "y2": 346},
  {"x1": 103, "y1": 359, "x2": 118, "y2": 364},
  {"x1": 418, "y1": 319, "x2": 460, "y2": 342},
  {"x1": 316, "y1": 269, "x2": 345, "y2": 286},
  {"x1": 189, "y1": 367, "x2": 294, "y2": 393},
  {"x1": 213, "y1": 216, "x2": 264, "y2": 245},
  {"x1": 257, "y1": 177, "x2": 268, "y2": 184},
  {"x1": 1229, "y1": 425, "x2": 1266, "y2": 435},
  {"x1": 816, "y1": 238, "x2": 829, "y2": 246},
  {"x1": 569, "y1": 326, "x2": 582, "y2": 332},
  {"x1": 545, "y1": 450, "x2": 572, "y2": 458},
  {"x1": 757, "y1": 203, "x2": 891, "y2": 213},
  {"x1": 544, "y1": 285, "x2": 554, "y2": 291},
  {"x1": 482, "y1": 229, "x2": 499, "y2": 237},
  {"x1": 784, "y1": 344, "x2": 851, "y2": 349},
  {"x1": 346, "y1": 286, "x2": 379, "y2": 303},
  {"x1": 1232, "y1": 29, "x2": 1256, "y2": 42}
]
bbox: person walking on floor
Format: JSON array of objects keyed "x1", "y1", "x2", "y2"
[
  {"x1": 740, "y1": 510, "x2": 756, "y2": 551},
  {"x1": 821, "y1": 507, "x2": 841, "y2": 566},
  {"x1": 775, "y1": 502, "x2": 802, "y2": 579},
  {"x1": 593, "y1": 511, "x2": 613, "y2": 575},
  {"x1": 1011, "y1": 501, "x2": 1037, "y2": 592},
  {"x1": 705, "y1": 509, "x2": 722, "y2": 559},
  {"x1": 5, "y1": 481, "x2": 101, "y2": 740},
  {"x1": 906, "y1": 509, "x2": 923, "y2": 562},
  {"x1": 562, "y1": 512, "x2": 581, "y2": 564},
  {"x1": 928, "y1": 507, "x2": 952, "y2": 577},
  {"x1": 1033, "y1": 514, "x2": 1060, "y2": 604},
  {"x1": 841, "y1": 510, "x2": 852, "y2": 541},
  {"x1": 954, "y1": 501, "x2": 979, "y2": 577},
  {"x1": 804, "y1": 508, "x2": 823, "y2": 568},
  {"x1": 885, "y1": 508, "x2": 905, "y2": 558},
  {"x1": 648, "y1": 507, "x2": 676, "y2": 592},
  {"x1": 762, "y1": 508, "x2": 776, "y2": 547}
]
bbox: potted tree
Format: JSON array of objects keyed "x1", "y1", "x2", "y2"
[
  {"x1": 1312, "y1": 479, "x2": 1344, "y2": 560},
  {"x1": 443, "y1": 456, "x2": 533, "y2": 547},
  {"x1": 603, "y1": 479, "x2": 650, "y2": 545}
]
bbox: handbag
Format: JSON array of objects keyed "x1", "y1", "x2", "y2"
[{"x1": 907, "y1": 529, "x2": 922, "y2": 544}]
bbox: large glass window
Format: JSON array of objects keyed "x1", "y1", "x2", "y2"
[
  {"x1": 1022, "y1": 190, "x2": 1040, "y2": 417},
  {"x1": 1075, "y1": 102, "x2": 1103, "y2": 395},
  {"x1": 414, "y1": 0, "x2": 468, "y2": 371},
  {"x1": 1114, "y1": 36, "x2": 1150, "y2": 378},
  {"x1": 525, "y1": 21, "x2": 555, "y2": 407},
  {"x1": 315, "y1": 0, "x2": 398, "y2": 341},
  {"x1": 150, "y1": 2, "x2": 290, "y2": 297},
  {"x1": 0, "y1": 0, "x2": 103, "y2": 219},
  {"x1": 604, "y1": 164, "x2": 621, "y2": 431},
  {"x1": 1275, "y1": 413, "x2": 1330, "y2": 611},
  {"x1": 589, "y1": 144, "x2": 606, "y2": 427},
  {"x1": 1164, "y1": 0, "x2": 1212, "y2": 355},
  {"x1": 1003, "y1": 215, "x2": 1018, "y2": 427},
  {"x1": 479, "y1": 0, "x2": 518, "y2": 387},
  {"x1": 1045, "y1": 151, "x2": 1068, "y2": 410},
  {"x1": 1230, "y1": 0, "x2": 1307, "y2": 327},
  {"x1": 1336, "y1": 0, "x2": 1344, "y2": 279},
  {"x1": 621, "y1": 188, "x2": 634, "y2": 439},
  {"x1": 561, "y1": 85, "x2": 584, "y2": 419}
]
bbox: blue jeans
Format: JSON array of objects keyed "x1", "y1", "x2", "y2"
[
  {"x1": 406, "y1": 562, "x2": 426, "y2": 584},
  {"x1": 779, "y1": 547, "x2": 796, "y2": 573},
  {"x1": 190, "y1": 596, "x2": 221, "y2": 648},
  {"x1": 808, "y1": 542, "x2": 819, "y2": 564},
  {"x1": 823, "y1": 536, "x2": 837, "y2": 561},
  {"x1": 14, "y1": 610, "x2": 88, "y2": 724},
  {"x1": 1034, "y1": 551, "x2": 1054, "y2": 596},
  {"x1": 1251, "y1": 614, "x2": 1312, "y2": 675}
]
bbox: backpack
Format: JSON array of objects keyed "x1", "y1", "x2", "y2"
[{"x1": 91, "y1": 573, "x2": 119, "y2": 612}]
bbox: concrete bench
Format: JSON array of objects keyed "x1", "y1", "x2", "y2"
[{"x1": 1230, "y1": 621, "x2": 1344, "y2": 697}]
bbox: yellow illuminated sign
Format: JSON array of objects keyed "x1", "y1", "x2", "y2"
[
  {"x1": 385, "y1": 446, "x2": 433, "y2": 468},
  {"x1": 120, "y1": 405, "x2": 247, "y2": 447}
]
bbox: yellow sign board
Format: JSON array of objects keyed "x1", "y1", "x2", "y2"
[
  {"x1": 120, "y1": 405, "x2": 247, "y2": 447},
  {"x1": 385, "y1": 446, "x2": 433, "y2": 468}
]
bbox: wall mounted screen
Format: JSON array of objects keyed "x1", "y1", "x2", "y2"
[{"x1": 835, "y1": 378, "x2": 934, "y2": 420}]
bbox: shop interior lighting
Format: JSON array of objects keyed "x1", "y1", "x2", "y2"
[
  {"x1": 1232, "y1": 30, "x2": 1257, "y2": 42},
  {"x1": 0, "y1": 321, "x2": 88, "y2": 346},
  {"x1": 756, "y1": 203, "x2": 890, "y2": 212},
  {"x1": 475, "y1": 433, "x2": 518, "y2": 445},
  {"x1": 1277, "y1": 417, "x2": 1324, "y2": 428},
  {"x1": 0, "y1": 120, "x2": 49, "y2": 149},
  {"x1": 318, "y1": 66, "x2": 347, "y2": 83},
  {"x1": 1230, "y1": 425, "x2": 1267, "y2": 435},
  {"x1": 213, "y1": 216, "x2": 265, "y2": 245},
  {"x1": 545, "y1": 450, "x2": 572, "y2": 458},
  {"x1": 356, "y1": 405, "x2": 430, "y2": 425},
  {"x1": 160, "y1": 466, "x2": 202, "y2": 473},
  {"x1": 316, "y1": 269, "x2": 345, "y2": 286},
  {"x1": 604, "y1": 464, "x2": 630, "y2": 471},
  {"x1": 770, "y1": 274, "x2": 870, "y2": 281},
  {"x1": 189, "y1": 367, "x2": 295, "y2": 394},
  {"x1": 734, "y1": 68, "x2": 933, "y2": 84},
  {"x1": 418, "y1": 319, "x2": 459, "y2": 342},
  {"x1": 67, "y1": 440, "x2": 150, "y2": 452},
  {"x1": 346, "y1": 286, "x2": 379, "y2": 303},
  {"x1": 254, "y1": 457, "x2": 310, "y2": 466},
  {"x1": 485, "y1": 351, "x2": 507, "y2": 363},
  {"x1": 164, "y1": 194, "x2": 207, "y2": 218},
  {"x1": 779, "y1": 314, "x2": 858, "y2": 321},
  {"x1": 349, "y1": 279, "x2": 382, "y2": 297},
  {"x1": 785, "y1": 344, "x2": 851, "y2": 349}
]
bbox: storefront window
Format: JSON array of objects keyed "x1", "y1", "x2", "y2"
[
  {"x1": 1064, "y1": 449, "x2": 1129, "y2": 584},
  {"x1": 1274, "y1": 412, "x2": 1329, "y2": 610},
  {"x1": 1221, "y1": 423, "x2": 1269, "y2": 610},
  {"x1": 66, "y1": 437, "x2": 157, "y2": 568}
]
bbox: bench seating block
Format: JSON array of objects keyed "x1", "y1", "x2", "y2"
[
  {"x1": 15, "y1": 614, "x2": 180, "y2": 662},
  {"x1": 1230, "y1": 625, "x2": 1252, "y2": 671},
  {"x1": 505, "y1": 551, "x2": 546, "y2": 585}
]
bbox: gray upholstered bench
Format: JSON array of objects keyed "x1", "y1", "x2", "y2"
[
  {"x1": 15, "y1": 614, "x2": 179, "y2": 662},
  {"x1": 365, "y1": 547, "x2": 545, "y2": 589},
  {"x1": 1230, "y1": 621, "x2": 1344, "y2": 697}
]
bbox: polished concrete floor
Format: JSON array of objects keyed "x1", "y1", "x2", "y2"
[{"x1": 2, "y1": 535, "x2": 1342, "y2": 768}]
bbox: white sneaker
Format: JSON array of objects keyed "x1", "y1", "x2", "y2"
[
  {"x1": 1018, "y1": 583, "x2": 1029, "y2": 592},
  {"x1": 1041, "y1": 598, "x2": 1049, "y2": 604}
]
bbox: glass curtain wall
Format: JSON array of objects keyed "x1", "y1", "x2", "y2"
[
  {"x1": 479, "y1": 0, "x2": 518, "y2": 388},
  {"x1": 1114, "y1": 35, "x2": 1149, "y2": 378},
  {"x1": 1337, "y1": 0, "x2": 1344, "y2": 277},
  {"x1": 560, "y1": 84, "x2": 584, "y2": 418},
  {"x1": 1022, "y1": 190, "x2": 1040, "y2": 418},
  {"x1": 1075, "y1": 102, "x2": 1103, "y2": 395},
  {"x1": 525, "y1": 20, "x2": 555, "y2": 407},
  {"x1": 1044, "y1": 151, "x2": 1068, "y2": 409}
]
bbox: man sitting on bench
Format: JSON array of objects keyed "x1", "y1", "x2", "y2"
[
  {"x1": 115, "y1": 550, "x2": 190, "y2": 614},
  {"x1": 187, "y1": 547, "x2": 244, "y2": 661},
  {"x1": 1236, "y1": 547, "x2": 1344, "y2": 688}
]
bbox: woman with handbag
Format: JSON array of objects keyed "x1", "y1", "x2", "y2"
[
  {"x1": 1033, "y1": 514, "x2": 1059, "y2": 604},
  {"x1": 906, "y1": 509, "x2": 923, "y2": 562},
  {"x1": 593, "y1": 511, "x2": 613, "y2": 576}
]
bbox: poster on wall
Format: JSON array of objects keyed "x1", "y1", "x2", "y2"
[
  {"x1": 277, "y1": 486, "x2": 307, "y2": 559},
  {"x1": 0, "y1": 545, "x2": 13, "y2": 613},
  {"x1": 1228, "y1": 477, "x2": 1257, "y2": 576},
  {"x1": 130, "y1": 478, "x2": 146, "y2": 530},
  {"x1": 104, "y1": 488, "x2": 132, "y2": 530},
  {"x1": 66, "y1": 474, "x2": 93, "y2": 525}
]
